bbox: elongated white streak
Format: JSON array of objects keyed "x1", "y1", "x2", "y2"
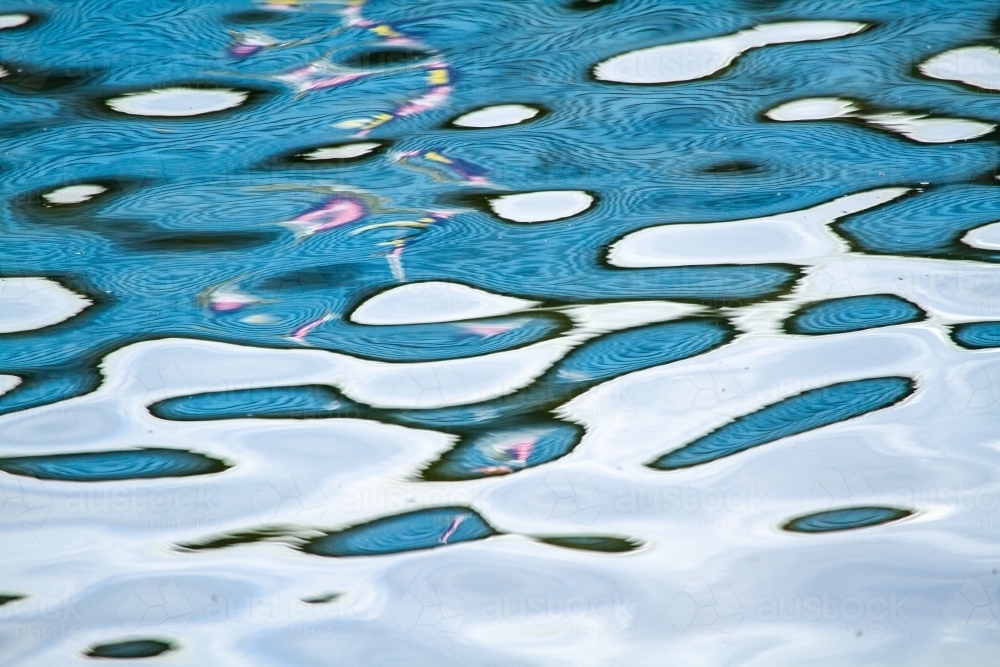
[
  {"x1": 0, "y1": 13, "x2": 29, "y2": 29},
  {"x1": 962, "y1": 222, "x2": 1000, "y2": 250},
  {"x1": 0, "y1": 278, "x2": 92, "y2": 333},
  {"x1": 453, "y1": 104, "x2": 540, "y2": 128},
  {"x1": 920, "y1": 46, "x2": 1000, "y2": 92},
  {"x1": 302, "y1": 142, "x2": 381, "y2": 160},
  {"x1": 595, "y1": 21, "x2": 867, "y2": 84},
  {"x1": 351, "y1": 281, "x2": 538, "y2": 325},
  {"x1": 608, "y1": 188, "x2": 910, "y2": 268},
  {"x1": 0, "y1": 375, "x2": 20, "y2": 397},
  {"x1": 489, "y1": 190, "x2": 593, "y2": 223},
  {"x1": 42, "y1": 184, "x2": 107, "y2": 205},
  {"x1": 107, "y1": 87, "x2": 248, "y2": 117},
  {"x1": 767, "y1": 97, "x2": 994, "y2": 143}
]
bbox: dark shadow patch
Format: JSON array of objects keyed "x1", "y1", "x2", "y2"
[
  {"x1": 0, "y1": 594, "x2": 26, "y2": 606},
  {"x1": 225, "y1": 9, "x2": 290, "y2": 24},
  {"x1": 339, "y1": 48, "x2": 434, "y2": 69},
  {"x1": 536, "y1": 536, "x2": 641, "y2": 552},
  {"x1": 702, "y1": 161, "x2": 761, "y2": 174},
  {"x1": 567, "y1": 0, "x2": 617, "y2": 9},
  {"x1": 85, "y1": 639, "x2": 175, "y2": 659},
  {"x1": 0, "y1": 62, "x2": 97, "y2": 93},
  {"x1": 302, "y1": 592, "x2": 341, "y2": 604},
  {"x1": 118, "y1": 230, "x2": 279, "y2": 252}
]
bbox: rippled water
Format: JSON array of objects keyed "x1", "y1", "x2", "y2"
[{"x1": 3, "y1": 0, "x2": 1000, "y2": 664}]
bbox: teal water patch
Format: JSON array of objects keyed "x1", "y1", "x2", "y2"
[
  {"x1": 951, "y1": 321, "x2": 1000, "y2": 349},
  {"x1": 150, "y1": 385, "x2": 362, "y2": 421},
  {"x1": 783, "y1": 507, "x2": 912, "y2": 533},
  {"x1": 420, "y1": 420, "x2": 582, "y2": 481},
  {"x1": 0, "y1": 448, "x2": 230, "y2": 481},
  {"x1": 301, "y1": 507, "x2": 497, "y2": 557},
  {"x1": 785, "y1": 294, "x2": 924, "y2": 335},
  {"x1": 649, "y1": 377, "x2": 914, "y2": 470}
]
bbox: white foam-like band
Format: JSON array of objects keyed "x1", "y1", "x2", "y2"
[
  {"x1": 489, "y1": 190, "x2": 593, "y2": 223},
  {"x1": 0, "y1": 278, "x2": 91, "y2": 333},
  {"x1": 608, "y1": 187, "x2": 909, "y2": 267},
  {"x1": 107, "y1": 87, "x2": 248, "y2": 117},
  {"x1": 453, "y1": 104, "x2": 540, "y2": 128},
  {"x1": 920, "y1": 46, "x2": 1000, "y2": 92},
  {"x1": 351, "y1": 281, "x2": 538, "y2": 325},
  {"x1": 595, "y1": 21, "x2": 866, "y2": 84}
]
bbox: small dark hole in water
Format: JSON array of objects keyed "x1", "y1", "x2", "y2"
[
  {"x1": 85, "y1": 638, "x2": 175, "y2": 659},
  {"x1": 120, "y1": 231, "x2": 279, "y2": 252},
  {"x1": 340, "y1": 48, "x2": 433, "y2": 69},
  {"x1": 302, "y1": 592, "x2": 341, "y2": 604},
  {"x1": 0, "y1": 64, "x2": 94, "y2": 92},
  {"x1": 176, "y1": 526, "x2": 294, "y2": 551},
  {"x1": 226, "y1": 9, "x2": 289, "y2": 23},
  {"x1": 567, "y1": 0, "x2": 617, "y2": 10},
  {"x1": 536, "y1": 536, "x2": 641, "y2": 552},
  {"x1": 702, "y1": 161, "x2": 761, "y2": 174}
]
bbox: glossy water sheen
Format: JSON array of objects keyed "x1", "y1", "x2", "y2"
[
  {"x1": 3, "y1": 0, "x2": 1000, "y2": 664},
  {"x1": 650, "y1": 377, "x2": 914, "y2": 469},
  {"x1": 783, "y1": 507, "x2": 912, "y2": 533},
  {"x1": 785, "y1": 294, "x2": 924, "y2": 335}
]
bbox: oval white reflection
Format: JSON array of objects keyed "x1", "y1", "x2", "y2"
[
  {"x1": 43, "y1": 184, "x2": 107, "y2": 205},
  {"x1": 453, "y1": 104, "x2": 540, "y2": 128},
  {"x1": 107, "y1": 87, "x2": 248, "y2": 117},
  {"x1": 489, "y1": 191, "x2": 593, "y2": 223}
]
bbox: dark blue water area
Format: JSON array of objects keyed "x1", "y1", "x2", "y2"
[
  {"x1": 150, "y1": 384, "x2": 361, "y2": 420},
  {"x1": 784, "y1": 294, "x2": 924, "y2": 335},
  {"x1": 951, "y1": 321, "x2": 1000, "y2": 349},
  {"x1": 7, "y1": 0, "x2": 1000, "y2": 416},
  {"x1": 301, "y1": 506, "x2": 497, "y2": 557},
  {"x1": 420, "y1": 420, "x2": 582, "y2": 481},
  {"x1": 782, "y1": 507, "x2": 912, "y2": 533},
  {"x1": 84, "y1": 639, "x2": 176, "y2": 659},
  {"x1": 649, "y1": 377, "x2": 914, "y2": 470},
  {"x1": 0, "y1": 448, "x2": 230, "y2": 482},
  {"x1": 834, "y1": 185, "x2": 1000, "y2": 261},
  {"x1": 389, "y1": 317, "x2": 734, "y2": 430}
]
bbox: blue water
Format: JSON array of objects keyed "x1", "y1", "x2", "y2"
[{"x1": 3, "y1": 0, "x2": 1000, "y2": 664}]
